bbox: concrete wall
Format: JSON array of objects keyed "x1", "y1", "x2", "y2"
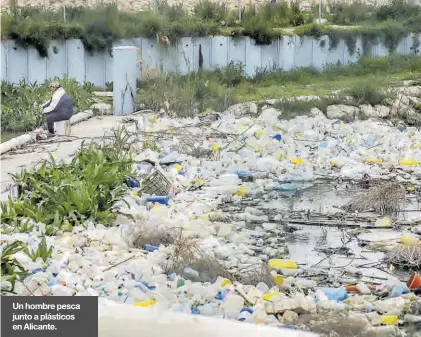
[{"x1": 1, "y1": 34, "x2": 420, "y2": 88}]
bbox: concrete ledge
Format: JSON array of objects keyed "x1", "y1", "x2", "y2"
[
  {"x1": 0, "y1": 110, "x2": 94, "y2": 155},
  {"x1": 98, "y1": 300, "x2": 318, "y2": 337}
]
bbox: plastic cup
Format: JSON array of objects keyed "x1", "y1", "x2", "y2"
[{"x1": 407, "y1": 272, "x2": 421, "y2": 290}]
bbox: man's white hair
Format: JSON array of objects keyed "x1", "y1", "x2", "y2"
[{"x1": 49, "y1": 81, "x2": 60, "y2": 88}]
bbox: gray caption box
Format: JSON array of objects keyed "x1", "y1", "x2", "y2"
[{"x1": 1, "y1": 296, "x2": 98, "y2": 337}]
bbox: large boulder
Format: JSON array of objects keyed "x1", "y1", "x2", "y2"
[
  {"x1": 326, "y1": 104, "x2": 359, "y2": 120},
  {"x1": 91, "y1": 102, "x2": 112, "y2": 116},
  {"x1": 257, "y1": 107, "x2": 282, "y2": 122},
  {"x1": 224, "y1": 102, "x2": 258, "y2": 117},
  {"x1": 391, "y1": 94, "x2": 418, "y2": 118},
  {"x1": 397, "y1": 85, "x2": 421, "y2": 97},
  {"x1": 373, "y1": 105, "x2": 391, "y2": 118},
  {"x1": 360, "y1": 104, "x2": 390, "y2": 119},
  {"x1": 310, "y1": 107, "x2": 324, "y2": 117}
]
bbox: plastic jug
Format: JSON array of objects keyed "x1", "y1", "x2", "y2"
[
  {"x1": 380, "y1": 315, "x2": 398, "y2": 325},
  {"x1": 145, "y1": 196, "x2": 170, "y2": 205},
  {"x1": 223, "y1": 294, "x2": 244, "y2": 319},
  {"x1": 401, "y1": 234, "x2": 421, "y2": 246},
  {"x1": 268, "y1": 259, "x2": 297, "y2": 270},
  {"x1": 135, "y1": 300, "x2": 156, "y2": 307}
]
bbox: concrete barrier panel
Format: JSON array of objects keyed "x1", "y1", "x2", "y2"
[
  {"x1": 47, "y1": 41, "x2": 67, "y2": 80},
  {"x1": 7, "y1": 40, "x2": 28, "y2": 83},
  {"x1": 28, "y1": 47, "x2": 47, "y2": 84},
  {"x1": 67, "y1": 39, "x2": 86, "y2": 83},
  {"x1": 211, "y1": 36, "x2": 228, "y2": 69}
]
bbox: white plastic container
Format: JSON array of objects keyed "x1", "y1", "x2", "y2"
[{"x1": 54, "y1": 120, "x2": 71, "y2": 136}]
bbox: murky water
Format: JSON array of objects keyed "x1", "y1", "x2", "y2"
[{"x1": 245, "y1": 182, "x2": 420, "y2": 282}]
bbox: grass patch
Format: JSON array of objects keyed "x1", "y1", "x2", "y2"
[
  {"x1": 137, "y1": 54, "x2": 421, "y2": 118},
  {"x1": 2, "y1": 1, "x2": 420, "y2": 56},
  {"x1": 1, "y1": 78, "x2": 93, "y2": 133},
  {"x1": 2, "y1": 55, "x2": 420, "y2": 127},
  {"x1": 0, "y1": 131, "x2": 25, "y2": 143},
  {"x1": 345, "y1": 80, "x2": 390, "y2": 105},
  {"x1": 0, "y1": 128, "x2": 134, "y2": 235}
]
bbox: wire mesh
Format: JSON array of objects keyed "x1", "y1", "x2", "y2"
[{"x1": 140, "y1": 168, "x2": 172, "y2": 196}]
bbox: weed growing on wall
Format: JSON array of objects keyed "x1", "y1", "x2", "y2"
[{"x1": 1, "y1": 2, "x2": 420, "y2": 56}]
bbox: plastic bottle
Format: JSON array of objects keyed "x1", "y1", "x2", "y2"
[
  {"x1": 145, "y1": 196, "x2": 170, "y2": 206},
  {"x1": 401, "y1": 234, "x2": 421, "y2": 246},
  {"x1": 183, "y1": 267, "x2": 199, "y2": 277},
  {"x1": 268, "y1": 259, "x2": 297, "y2": 270},
  {"x1": 262, "y1": 291, "x2": 281, "y2": 301},
  {"x1": 276, "y1": 183, "x2": 297, "y2": 192},
  {"x1": 143, "y1": 244, "x2": 159, "y2": 252},
  {"x1": 320, "y1": 287, "x2": 348, "y2": 301},
  {"x1": 380, "y1": 315, "x2": 398, "y2": 325},
  {"x1": 390, "y1": 283, "x2": 409, "y2": 297},
  {"x1": 239, "y1": 310, "x2": 253, "y2": 322},
  {"x1": 223, "y1": 294, "x2": 244, "y2": 319}
]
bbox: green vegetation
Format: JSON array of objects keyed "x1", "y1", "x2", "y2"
[
  {"x1": 138, "y1": 54, "x2": 421, "y2": 118},
  {"x1": 1, "y1": 238, "x2": 53, "y2": 294},
  {"x1": 23, "y1": 237, "x2": 53, "y2": 263},
  {"x1": 1, "y1": 0, "x2": 420, "y2": 57},
  {"x1": 0, "y1": 128, "x2": 134, "y2": 234},
  {"x1": 1, "y1": 78, "x2": 93, "y2": 133},
  {"x1": 1, "y1": 55, "x2": 420, "y2": 133},
  {"x1": 1, "y1": 241, "x2": 29, "y2": 294}
]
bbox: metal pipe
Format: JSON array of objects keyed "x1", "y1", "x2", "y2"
[
  {"x1": 238, "y1": 0, "x2": 242, "y2": 24},
  {"x1": 318, "y1": 0, "x2": 322, "y2": 24}
]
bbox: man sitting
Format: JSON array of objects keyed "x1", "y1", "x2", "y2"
[{"x1": 42, "y1": 81, "x2": 73, "y2": 135}]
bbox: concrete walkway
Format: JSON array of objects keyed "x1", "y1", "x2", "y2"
[{"x1": 0, "y1": 116, "x2": 125, "y2": 201}]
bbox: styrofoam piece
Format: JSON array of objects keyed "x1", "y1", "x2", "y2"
[{"x1": 98, "y1": 300, "x2": 319, "y2": 337}]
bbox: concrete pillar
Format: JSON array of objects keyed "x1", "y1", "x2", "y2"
[{"x1": 112, "y1": 46, "x2": 138, "y2": 115}]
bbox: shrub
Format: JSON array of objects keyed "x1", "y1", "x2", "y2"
[
  {"x1": 329, "y1": 2, "x2": 374, "y2": 25},
  {"x1": 345, "y1": 80, "x2": 388, "y2": 105},
  {"x1": 138, "y1": 70, "x2": 237, "y2": 117},
  {"x1": 1, "y1": 78, "x2": 93, "y2": 132},
  {"x1": 194, "y1": 1, "x2": 228, "y2": 22},
  {"x1": 2, "y1": 2, "x2": 421, "y2": 56},
  {"x1": 1, "y1": 241, "x2": 29, "y2": 294},
  {"x1": 0, "y1": 128, "x2": 134, "y2": 231},
  {"x1": 275, "y1": 95, "x2": 355, "y2": 119}
]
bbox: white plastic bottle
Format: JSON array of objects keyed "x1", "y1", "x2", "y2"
[{"x1": 223, "y1": 294, "x2": 244, "y2": 319}]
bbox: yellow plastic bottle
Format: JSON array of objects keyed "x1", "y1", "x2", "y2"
[
  {"x1": 135, "y1": 300, "x2": 156, "y2": 307},
  {"x1": 375, "y1": 217, "x2": 391, "y2": 227},
  {"x1": 262, "y1": 291, "x2": 280, "y2": 301},
  {"x1": 221, "y1": 278, "x2": 232, "y2": 287},
  {"x1": 401, "y1": 234, "x2": 421, "y2": 246},
  {"x1": 235, "y1": 185, "x2": 248, "y2": 196},
  {"x1": 268, "y1": 259, "x2": 297, "y2": 270},
  {"x1": 399, "y1": 159, "x2": 419, "y2": 166},
  {"x1": 380, "y1": 315, "x2": 398, "y2": 325},
  {"x1": 291, "y1": 157, "x2": 304, "y2": 165},
  {"x1": 272, "y1": 274, "x2": 284, "y2": 286}
]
